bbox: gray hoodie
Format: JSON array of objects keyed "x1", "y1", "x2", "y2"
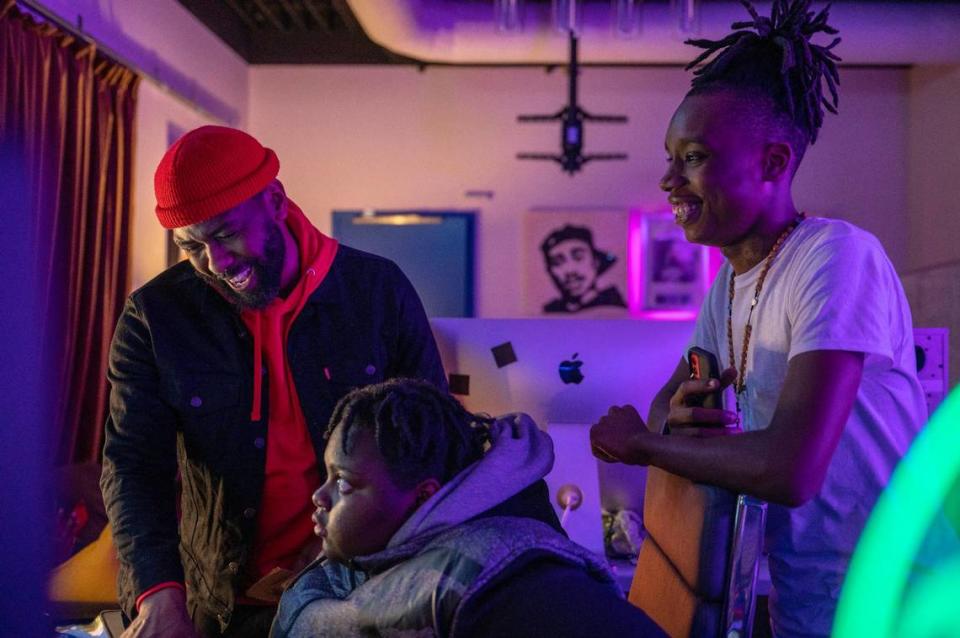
[{"x1": 271, "y1": 414, "x2": 619, "y2": 638}]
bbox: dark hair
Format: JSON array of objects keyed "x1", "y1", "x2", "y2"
[
  {"x1": 324, "y1": 379, "x2": 492, "y2": 489},
  {"x1": 540, "y1": 224, "x2": 616, "y2": 276},
  {"x1": 684, "y1": 0, "x2": 841, "y2": 161}
]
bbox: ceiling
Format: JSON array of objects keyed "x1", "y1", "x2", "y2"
[
  {"x1": 178, "y1": 0, "x2": 960, "y2": 66},
  {"x1": 175, "y1": 0, "x2": 414, "y2": 64}
]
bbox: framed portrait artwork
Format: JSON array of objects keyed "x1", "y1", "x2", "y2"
[
  {"x1": 523, "y1": 210, "x2": 629, "y2": 318},
  {"x1": 627, "y1": 210, "x2": 720, "y2": 319}
]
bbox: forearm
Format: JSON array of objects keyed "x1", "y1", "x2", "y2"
[
  {"x1": 646, "y1": 389, "x2": 673, "y2": 435},
  {"x1": 103, "y1": 305, "x2": 185, "y2": 601},
  {"x1": 627, "y1": 429, "x2": 805, "y2": 505},
  {"x1": 102, "y1": 444, "x2": 185, "y2": 597},
  {"x1": 598, "y1": 352, "x2": 861, "y2": 506},
  {"x1": 102, "y1": 406, "x2": 182, "y2": 590},
  {"x1": 646, "y1": 356, "x2": 689, "y2": 435}
]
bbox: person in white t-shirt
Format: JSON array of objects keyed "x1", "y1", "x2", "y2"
[{"x1": 589, "y1": 2, "x2": 927, "y2": 636}]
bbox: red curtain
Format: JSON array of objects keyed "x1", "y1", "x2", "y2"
[{"x1": 1, "y1": 0, "x2": 139, "y2": 465}]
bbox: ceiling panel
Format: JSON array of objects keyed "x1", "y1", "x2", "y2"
[{"x1": 177, "y1": 0, "x2": 413, "y2": 63}]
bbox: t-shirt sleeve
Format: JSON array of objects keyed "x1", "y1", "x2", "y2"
[
  {"x1": 787, "y1": 233, "x2": 898, "y2": 365},
  {"x1": 686, "y1": 266, "x2": 727, "y2": 364}
]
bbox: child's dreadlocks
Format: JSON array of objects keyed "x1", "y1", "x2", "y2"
[
  {"x1": 684, "y1": 0, "x2": 841, "y2": 157},
  {"x1": 325, "y1": 379, "x2": 493, "y2": 489}
]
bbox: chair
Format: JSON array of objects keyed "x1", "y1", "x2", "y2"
[
  {"x1": 48, "y1": 524, "x2": 121, "y2": 622},
  {"x1": 48, "y1": 463, "x2": 120, "y2": 623},
  {"x1": 627, "y1": 466, "x2": 767, "y2": 638}
]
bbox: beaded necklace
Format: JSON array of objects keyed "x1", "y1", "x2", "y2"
[{"x1": 726, "y1": 212, "x2": 806, "y2": 415}]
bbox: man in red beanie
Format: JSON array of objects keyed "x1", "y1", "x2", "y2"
[{"x1": 100, "y1": 125, "x2": 447, "y2": 637}]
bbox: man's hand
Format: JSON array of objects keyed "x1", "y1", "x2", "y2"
[
  {"x1": 665, "y1": 366, "x2": 739, "y2": 434},
  {"x1": 590, "y1": 405, "x2": 651, "y2": 465},
  {"x1": 121, "y1": 588, "x2": 198, "y2": 638}
]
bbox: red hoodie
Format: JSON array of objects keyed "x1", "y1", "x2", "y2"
[{"x1": 240, "y1": 200, "x2": 338, "y2": 586}]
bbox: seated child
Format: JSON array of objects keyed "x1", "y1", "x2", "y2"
[{"x1": 271, "y1": 378, "x2": 664, "y2": 637}]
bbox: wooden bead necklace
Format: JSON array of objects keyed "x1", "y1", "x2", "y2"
[{"x1": 726, "y1": 212, "x2": 806, "y2": 414}]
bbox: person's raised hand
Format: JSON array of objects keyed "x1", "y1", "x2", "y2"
[
  {"x1": 590, "y1": 404, "x2": 651, "y2": 465},
  {"x1": 120, "y1": 588, "x2": 198, "y2": 638},
  {"x1": 666, "y1": 366, "x2": 740, "y2": 434}
]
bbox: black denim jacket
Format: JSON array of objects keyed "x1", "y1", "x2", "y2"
[{"x1": 100, "y1": 246, "x2": 446, "y2": 627}]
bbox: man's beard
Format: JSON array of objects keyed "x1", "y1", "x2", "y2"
[{"x1": 201, "y1": 223, "x2": 286, "y2": 310}]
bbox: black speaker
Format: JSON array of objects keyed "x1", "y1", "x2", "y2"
[{"x1": 914, "y1": 328, "x2": 949, "y2": 416}]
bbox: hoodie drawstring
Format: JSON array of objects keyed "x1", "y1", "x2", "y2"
[{"x1": 250, "y1": 311, "x2": 263, "y2": 422}]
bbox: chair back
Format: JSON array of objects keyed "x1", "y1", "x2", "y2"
[
  {"x1": 627, "y1": 467, "x2": 766, "y2": 638},
  {"x1": 723, "y1": 495, "x2": 767, "y2": 638}
]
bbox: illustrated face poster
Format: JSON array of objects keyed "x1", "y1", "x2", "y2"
[{"x1": 523, "y1": 210, "x2": 629, "y2": 318}]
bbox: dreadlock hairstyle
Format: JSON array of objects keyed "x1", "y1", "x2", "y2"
[
  {"x1": 325, "y1": 378, "x2": 493, "y2": 490},
  {"x1": 684, "y1": 0, "x2": 841, "y2": 161}
]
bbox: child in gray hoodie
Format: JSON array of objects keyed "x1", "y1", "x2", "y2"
[{"x1": 271, "y1": 378, "x2": 663, "y2": 638}]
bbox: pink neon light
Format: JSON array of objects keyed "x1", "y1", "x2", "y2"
[
  {"x1": 642, "y1": 310, "x2": 702, "y2": 321},
  {"x1": 627, "y1": 212, "x2": 645, "y2": 312}
]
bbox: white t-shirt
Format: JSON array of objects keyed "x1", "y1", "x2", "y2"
[{"x1": 689, "y1": 216, "x2": 927, "y2": 638}]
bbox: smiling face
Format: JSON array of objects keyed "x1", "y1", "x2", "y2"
[
  {"x1": 547, "y1": 238, "x2": 600, "y2": 299},
  {"x1": 173, "y1": 183, "x2": 292, "y2": 309},
  {"x1": 311, "y1": 424, "x2": 424, "y2": 564},
  {"x1": 660, "y1": 91, "x2": 775, "y2": 248}
]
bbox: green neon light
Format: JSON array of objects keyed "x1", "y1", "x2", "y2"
[
  {"x1": 895, "y1": 554, "x2": 960, "y2": 636},
  {"x1": 834, "y1": 386, "x2": 960, "y2": 637}
]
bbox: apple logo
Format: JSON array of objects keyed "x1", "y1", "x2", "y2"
[{"x1": 558, "y1": 353, "x2": 584, "y2": 385}]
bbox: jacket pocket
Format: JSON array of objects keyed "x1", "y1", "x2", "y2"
[
  {"x1": 163, "y1": 371, "x2": 242, "y2": 468},
  {"x1": 327, "y1": 356, "x2": 385, "y2": 398}
]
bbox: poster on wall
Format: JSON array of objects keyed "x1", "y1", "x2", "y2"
[
  {"x1": 637, "y1": 211, "x2": 710, "y2": 314},
  {"x1": 523, "y1": 210, "x2": 629, "y2": 317}
]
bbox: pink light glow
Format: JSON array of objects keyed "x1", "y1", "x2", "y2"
[
  {"x1": 627, "y1": 211, "x2": 645, "y2": 312},
  {"x1": 627, "y1": 208, "x2": 722, "y2": 321}
]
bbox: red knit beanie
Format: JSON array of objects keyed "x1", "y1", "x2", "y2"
[{"x1": 154, "y1": 125, "x2": 280, "y2": 229}]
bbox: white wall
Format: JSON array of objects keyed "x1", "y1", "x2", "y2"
[
  {"x1": 906, "y1": 65, "x2": 960, "y2": 273},
  {"x1": 248, "y1": 65, "x2": 909, "y2": 317},
  {"x1": 28, "y1": 1, "x2": 941, "y2": 374},
  {"x1": 33, "y1": 0, "x2": 249, "y2": 291},
  {"x1": 130, "y1": 83, "x2": 220, "y2": 291},
  {"x1": 903, "y1": 64, "x2": 960, "y2": 388},
  {"x1": 32, "y1": 0, "x2": 246, "y2": 125}
]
